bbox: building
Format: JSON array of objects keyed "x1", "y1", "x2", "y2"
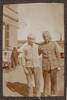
[
  {"x1": 17, "y1": 40, "x2": 27, "y2": 49},
  {"x1": 56, "y1": 33, "x2": 64, "y2": 58},
  {"x1": 3, "y1": 5, "x2": 19, "y2": 64}
]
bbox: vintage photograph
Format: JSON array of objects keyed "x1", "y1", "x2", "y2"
[{"x1": 3, "y1": 3, "x2": 64, "y2": 96}]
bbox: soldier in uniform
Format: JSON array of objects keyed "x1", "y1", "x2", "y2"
[
  {"x1": 11, "y1": 47, "x2": 19, "y2": 69},
  {"x1": 38, "y1": 31, "x2": 61, "y2": 96},
  {"x1": 22, "y1": 34, "x2": 43, "y2": 96}
]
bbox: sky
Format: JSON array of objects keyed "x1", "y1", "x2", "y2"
[{"x1": 17, "y1": 3, "x2": 64, "y2": 42}]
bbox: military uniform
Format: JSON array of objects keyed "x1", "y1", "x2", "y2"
[
  {"x1": 39, "y1": 41, "x2": 60, "y2": 95},
  {"x1": 22, "y1": 43, "x2": 43, "y2": 96}
]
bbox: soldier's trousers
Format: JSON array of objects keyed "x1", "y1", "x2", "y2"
[
  {"x1": 25, "y1": 67, "x2": 44, "y2": 96},
  {"x1": 43, "y1": 68, "x2": 57, "y2": 96}
]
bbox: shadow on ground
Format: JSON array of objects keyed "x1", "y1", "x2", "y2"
[
  {"x1": 6, "y1": 67, "x2": 64, "y2": 97},
  {"x1": 6, "y1": 82, "x2": 36, "y2": 96}
]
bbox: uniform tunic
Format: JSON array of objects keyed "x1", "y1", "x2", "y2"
[{"x1": 39, "y1": 41, "x2": 60, "y2": 71}]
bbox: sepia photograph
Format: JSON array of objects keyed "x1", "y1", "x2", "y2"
[{"x1": 3, "y1": 3, "x2": 64, "y2": 97}]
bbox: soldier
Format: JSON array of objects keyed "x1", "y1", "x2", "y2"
[
  {"x1": 22, "y1": 34, "x2": 43, "y2": 96},
  {"x1": 11, "y1": 47, "x2": 19, "y2": 69},
  {"x1": 38, "y1": 31, "x2": 61, "y2": 96}
]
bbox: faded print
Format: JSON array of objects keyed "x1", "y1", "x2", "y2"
[{"x1": 3, "y1": 3, "x2": 64, "y2": 96}]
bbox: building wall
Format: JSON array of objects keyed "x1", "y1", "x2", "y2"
[
  {"x1": 3, "y1": 5, "x2": 19, "y2": 61},
  {"x1": 3, "y1": 5, "x2": 19, "y2": 50}
]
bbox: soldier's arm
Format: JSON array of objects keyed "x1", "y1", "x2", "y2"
[
  {"x1": 55, "y1": 42, "x2": 60, "y2": 59},
  {"x1": 22, "y1": 48, "x2": 29, "y2": 74},
  {"x1": 55, "y1": 42, "x2": 61, "y2": 69}
]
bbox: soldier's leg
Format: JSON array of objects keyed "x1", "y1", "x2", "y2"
[
  {"x1": 25, "y1": 68, "x2": 34, "y2": 96},
  {"x1": 13, "y1": 58, "x2": 16, "y2": 69},
  {"x1": 34, "y1": 67, "x2": 43, "y2": 96},
  {"x1": 14, "y1": 58, "x2": 18, "y2": 66},
  {"x1": 51, "y1": 69, "x2": 57, "y2": 95},
  {"x1": 43, "y1": 70, "x2": 51, "y2": 96},
  {"x1": 11, "y1": 59, "x2": 14, "y2": 68}
]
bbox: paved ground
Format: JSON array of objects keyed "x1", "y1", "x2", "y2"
[
  {"x1": 3, "y1": 62, "x2": 64, "y2": 96},
  {"x1": 3, "y1": 65, "x2": 27, "y2": 96}
]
